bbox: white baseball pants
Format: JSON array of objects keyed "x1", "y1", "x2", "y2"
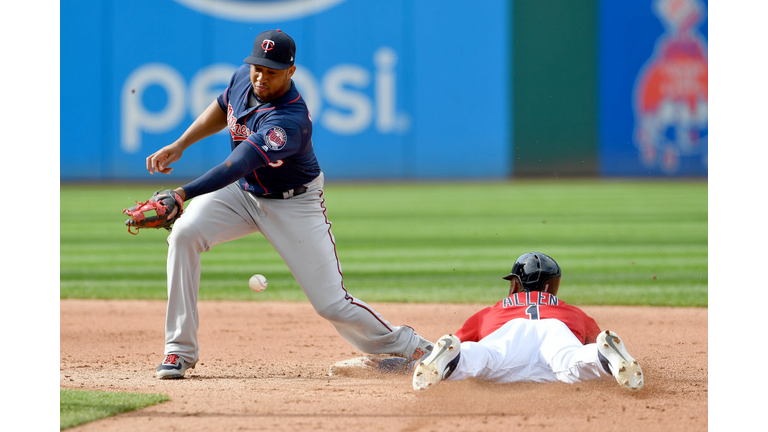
[{"x1": 448, "y1": 318, "x2": 612, "y2": 384}]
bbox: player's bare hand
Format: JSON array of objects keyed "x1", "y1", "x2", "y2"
[{"x1": 146, "y1": 144, "x2": 183, "y2": 175}]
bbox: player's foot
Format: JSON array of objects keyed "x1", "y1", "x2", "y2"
[
  {"x1": 412, "y1": 334, "x2": 461, "y2": 391},
  {"x1": 596, "y1": 330, "x2": 643, "y2": 391},
  {"x1": 156, "y1": 354, "x2": 196, "y2": 379},
  {"x1": 411, "y1": 333, "x2": 435, "y2": 362}
]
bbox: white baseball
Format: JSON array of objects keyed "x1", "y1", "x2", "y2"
[{"x1": 249, "y1": 274, "x2": 268, "y2": 293}]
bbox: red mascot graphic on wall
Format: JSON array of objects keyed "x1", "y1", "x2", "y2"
[{"x1": 633, "y1": 0, "x2": 708, "y2": 174}]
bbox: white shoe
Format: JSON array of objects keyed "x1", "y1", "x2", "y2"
[
  {"x1": 412, "y1": 334, "x2": 461, "y2": 391},
  {"x1": 156, "y1": 354, "x2": 196, "y2": 379},
  {"x1": 597, "y1": 330, "x2": 643, "y2": 391}
]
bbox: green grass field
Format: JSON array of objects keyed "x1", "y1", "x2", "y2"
[
  {"x1": 60, "y1": 180, "x2": 707, "y2": 307},
  {"x1": 60, "y1": 389, "x2": 168, "y2": 430}
]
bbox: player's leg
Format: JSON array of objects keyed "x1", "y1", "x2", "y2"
[
  {"x1": 446, "y1": 319, "x2": 557, "y2": 383},
  {"x1": 536, "y1": 319, "x2": 609, "y2": 384},
  {"x1": 254, "y1": 174, "x2": 430, "y2": 360},
  {"x1": 162, "y1": 183, "x2": 260, "y2": 370},
  {"x1": 451, "y1": 319, "x2": 628, "y2": 385}
]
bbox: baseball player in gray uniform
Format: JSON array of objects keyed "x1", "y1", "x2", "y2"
[{"x1": 142, "y1": 29, "x2": 433, "y2": 379}]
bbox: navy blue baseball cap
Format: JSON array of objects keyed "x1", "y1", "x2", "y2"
[{"x1": 244, "y1": 29, "x2": 296, "y2": 70}]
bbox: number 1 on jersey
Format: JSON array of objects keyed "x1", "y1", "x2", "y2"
[{"x1": 526, "y1": 304, "x2": 540, "y2": 320}]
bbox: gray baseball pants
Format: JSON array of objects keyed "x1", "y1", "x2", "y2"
[{"x1": 163, "y1": 173, "x2": 421, "y2": 364}]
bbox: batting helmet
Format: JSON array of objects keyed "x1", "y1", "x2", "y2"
[{"x1": 503, "y1": 252, "x2": 562, "y2": 293}]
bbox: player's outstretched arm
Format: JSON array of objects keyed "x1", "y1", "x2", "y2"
[{"x1": 146, "y1": 100, "x2": 228, "y2": 175}]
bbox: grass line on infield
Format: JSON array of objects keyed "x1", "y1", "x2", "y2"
[
  {"x1": 60, "y1": 180, "x2": 707, "y2": 306},
  {"x1": 60, "y1": 389, "x2": 169, "y2": 430}
]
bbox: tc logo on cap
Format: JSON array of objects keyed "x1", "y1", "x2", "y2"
[
  {"x1": 261, "y1": 39, "x2": 275, "y2": 52},
  {"x1": 245, "y1": 29, "x2": 296, "y2": 70}
]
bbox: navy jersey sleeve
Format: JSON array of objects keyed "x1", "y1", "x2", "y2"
[
  {"x1": 180, "y1": 143, "x2": 263, "y2": 200},
  {"x1": 216, "y1": 88, "x2": 229, "y2": 112},
  {"x1": 216, "y1": 72, "x2": 236, "y2": 112},
  {"x1": 241, "y1": 118, "x2": 303, "y2": 166}
]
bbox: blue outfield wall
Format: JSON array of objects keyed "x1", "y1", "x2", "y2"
[
  {"x1": 61, "y1": 0, "x2": 511, "y2": 181},
  {"x1": 598, "y1": 0, "x2": 708, "y2": 176}
]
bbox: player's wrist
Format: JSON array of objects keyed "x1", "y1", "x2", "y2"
[{"x1": 174, "y1": 187, "x2": 187, "y2": 201}]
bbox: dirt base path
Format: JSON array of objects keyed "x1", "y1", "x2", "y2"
[{"x1": 60, "y1": 300, "x2": 707, "y2": 431}]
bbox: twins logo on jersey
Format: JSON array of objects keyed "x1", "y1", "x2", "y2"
[
  {"x1": 633, "y1": 0, "x2": 708, "y2": 174},
  {"x1": 263, "y1": 127, "x2": 287, "y2": 151}
]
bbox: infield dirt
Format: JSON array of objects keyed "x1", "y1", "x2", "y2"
[{"x1": 60, "y1": 300, "x2": 707, "y2": 431}]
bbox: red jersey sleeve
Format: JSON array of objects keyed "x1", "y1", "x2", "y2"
[
  {"x1": 454, "y1": 307, "x2": 492, "y2": 342},
  {"x1": 582, "y1": 314, "x2": 602, "y2": 345}
]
